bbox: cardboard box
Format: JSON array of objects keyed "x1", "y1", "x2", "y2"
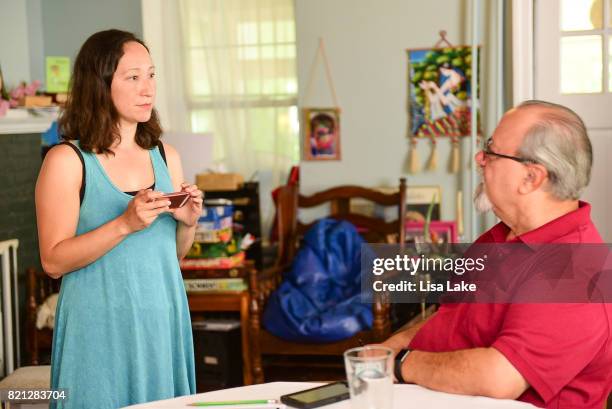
[
  {"x1": 196, "y1": 173, "x2": 244, "y2": 191},
  {"x1": 24, "y1": 96, "x2": 53, "y2": 107},
  {"x1": 195, "y1": 201, "x2": 234, "y2": 243}
]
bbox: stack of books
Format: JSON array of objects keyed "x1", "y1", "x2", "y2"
[
  {"x1": 181, "y1": 251, "x2": 250, "y2": 294},
  {"x1": 183, "y1": 277, "x2": 247, "y2": 293},
  {"x1": 180, "y1": 252, "x2": 246, "y2": 270}
]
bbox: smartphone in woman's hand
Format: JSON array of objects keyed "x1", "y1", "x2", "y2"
[{"x1": 161, "y1": 192, "x2": 190, "y2": 209}]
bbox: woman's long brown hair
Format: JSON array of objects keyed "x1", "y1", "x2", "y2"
[{"x1": 59, "y1": 29, "x2": 162, "y2": 154}]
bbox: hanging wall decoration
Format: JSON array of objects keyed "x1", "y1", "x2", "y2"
[
  {"x1": 303, "y1": 107, "x2": 341, "y2": 160},
  {"x1": 302, "y1": 38, "x2": 341, "y2": 161},
  {"x1": 46, "y1": 56, "x2": 71, "y2": 93},
  {"x1": 406, "y1": 31, "x2": 482, "y2": 173}
]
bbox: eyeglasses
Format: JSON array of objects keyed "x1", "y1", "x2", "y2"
[{"x1": 482, "y1": 137, "x2": 537, "y2": 164}]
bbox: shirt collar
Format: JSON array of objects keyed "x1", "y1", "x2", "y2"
[{"x1": 484, "y1": 201, "x2": 593, "y2": 244}]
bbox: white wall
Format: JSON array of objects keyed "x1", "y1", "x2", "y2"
[
  {"x1": 296, "y1": 0, "x2": 501, "y2": 240},
  {"x1": 39, "y1": 0, "x2": 142, "y2": 61},
  {"x1": 2, "y1": 0, "x2": 143, "y2": 92},
  {"x1": 0, "y1": 0, "x2": 32, "y2": 86},
  {"x1": 25, "y1": 0, "x2": 45, "y2": 86}
]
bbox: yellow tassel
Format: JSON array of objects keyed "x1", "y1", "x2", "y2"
[
  {"x1": 426, "y1": 138, "x2": 438, "y2": 171},
  {"x1": 407, "y1": 138, "x2": 420, "y2": 174},
  {"x1": 449, "y1": 137, "x2": 460, "y2": 173}
]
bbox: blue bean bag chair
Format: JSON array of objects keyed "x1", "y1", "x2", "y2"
[{"x1": 262, "y1": 218, "x2": 373, "y2": 342}]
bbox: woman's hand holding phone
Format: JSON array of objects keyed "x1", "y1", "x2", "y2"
[
  {"x1": 168, "y1": 183, "x2": 203, "y2": 227},
  {"x1": 162, "y1": 192, "x2": 191, "y2": 209},
  {"x1": 119, "y1": 189, "x2": 170, "y2": 234}
]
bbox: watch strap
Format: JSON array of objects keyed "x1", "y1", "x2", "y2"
[{"x1": 394, "y1": 349, "x2": 410, "y2": 383}]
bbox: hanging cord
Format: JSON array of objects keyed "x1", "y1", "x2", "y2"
[
  {"x1": 303, "y1": 37, "x2": 340, "y2": 108},
  {"x1": 433, "y1": 30, "x2": 454, "y2": 48}
]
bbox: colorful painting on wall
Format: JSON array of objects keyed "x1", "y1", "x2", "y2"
[{"x1": 407, "y1": 46, "x2": 481, "y2": 138}]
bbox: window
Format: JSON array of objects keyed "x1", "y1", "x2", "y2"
[
  {"x1": 535, "y1": 0, "x2": 612, "y2": 128},
  {"x1": 179, "y1": 0, "x2": 299, "y2": 172},
  {"x1": 559, "y1": 0, "x2": 612, "y2": 93}
]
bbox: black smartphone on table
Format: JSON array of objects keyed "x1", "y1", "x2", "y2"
[{"x1": 280, "y1": 382, "x2": 350, "y2": 409}]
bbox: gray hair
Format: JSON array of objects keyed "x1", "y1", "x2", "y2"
[{"x1": 516, "y1": 100, "x2": 592, "y2": 200}]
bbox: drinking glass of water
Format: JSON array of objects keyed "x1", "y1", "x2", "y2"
[{"x1": 343, "y1": 346, "x2": 394, "y2": 409}]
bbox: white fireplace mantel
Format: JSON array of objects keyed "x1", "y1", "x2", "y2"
[{"x1": 0, "y1": 109, "x2": 57, "y2": 135}]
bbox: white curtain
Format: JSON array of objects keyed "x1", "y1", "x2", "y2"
[
  {"x1": 178, "y1": 0, "x2": 299, "y2": 186},
  {"x1": 142, "y1": 0, "x2": 191, "y2": 133}
]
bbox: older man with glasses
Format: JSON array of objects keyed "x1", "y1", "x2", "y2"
[{"x1": 383, "y1": 100, "x2": 612, "y2": 409}]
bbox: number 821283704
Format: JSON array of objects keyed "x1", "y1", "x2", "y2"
[{"x1": 1, "y1": 388, "x2": 68, "y2": 402}]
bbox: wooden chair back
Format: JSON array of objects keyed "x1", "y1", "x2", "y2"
[
  {"x1": 274, "y1": 178, "x2": 406, "y2": 266},
  {"x1": 26, "y1": 268, "x2": 61, "y2": 365}
]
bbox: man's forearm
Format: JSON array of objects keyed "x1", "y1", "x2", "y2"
[
  {"x1": 401, "y1": 347, "x2": 528, "y2": 399},
  {"x1": 383, "y1": 313, "x2": 435, "y2": 354},
  {"x1": 400, "y1": 319, "x2": 428, "y2": 340}
]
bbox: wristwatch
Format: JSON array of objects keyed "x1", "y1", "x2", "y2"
[{"x1": 394, "y1": 349, "x2": 412, "y2": 383}]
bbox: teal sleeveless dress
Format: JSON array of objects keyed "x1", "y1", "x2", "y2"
[{"x1": 50, "y1": 144, "x2": 196, "y2": 408}]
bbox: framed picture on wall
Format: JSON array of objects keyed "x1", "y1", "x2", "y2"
[
  {"x1": 405, "y1": 185, "x2": 441, "y2": 222},
  {"x1": 407, "y1": 46, "x2": 482, "y2": 138},
  {"x1": 302, "y1": 107, "x2": 341, "y2": 161},
  {"x1": 405, "y1": 221, "x2": 457, "y2": 244},
  {"x1": 45, "y1": 56, "x2": 71, "y2": 93}
]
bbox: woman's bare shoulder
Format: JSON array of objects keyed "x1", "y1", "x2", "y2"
[
  {"x1": 46, "y1": 142, "x2": 81, "y2": 160},
  {"x1": 40, "y1": 142, "x2": 83, "y2": 182}
]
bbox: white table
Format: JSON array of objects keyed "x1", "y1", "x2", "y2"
[{"x1": 123, "y1": 382, "x2": 536, "y2": 409}]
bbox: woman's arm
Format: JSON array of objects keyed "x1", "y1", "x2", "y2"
[
  {"x1": 174, "y1": 206, "x2": 198, "y2": 259},
  {"x1": 163, "y1": 142, "x2": 203, "y2": 259},
  {"x1": 36, "y1": 145, "x2": 171, "y2": 278}
]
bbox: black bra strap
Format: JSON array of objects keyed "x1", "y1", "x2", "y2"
[
  {"x1": 58, "y1": 142, "x2": 85, "y2": 204},
  {"x1": 124, "y1": 181, "x2": 155, "y2": 196},
  {"x1": 157, "y1": 141, "x2": 167, "y2": 166}
]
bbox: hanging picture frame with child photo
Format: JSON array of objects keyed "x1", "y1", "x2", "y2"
[
  {"x1": 302, "y1": 38, "x2": 342, "y2": 161},
  {"x1": 302, "y1": 107, "x2": 341, "y2": 161}
]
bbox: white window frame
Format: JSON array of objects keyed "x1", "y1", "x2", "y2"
[
  {"x1": 534, "y1": 0, "x2": 612, "y2": 128},
  {"x1": 512, "y1": 0, "x2": 535, "y2": 104}
]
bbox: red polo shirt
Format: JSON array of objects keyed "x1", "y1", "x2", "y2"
[{"x1": 409, "y1": 202, "x2": 612, "y2": 408}]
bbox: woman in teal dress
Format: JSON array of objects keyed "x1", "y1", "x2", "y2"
[{"x1": 35, "y1": 29, "x2": 200, "y2": 408}]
